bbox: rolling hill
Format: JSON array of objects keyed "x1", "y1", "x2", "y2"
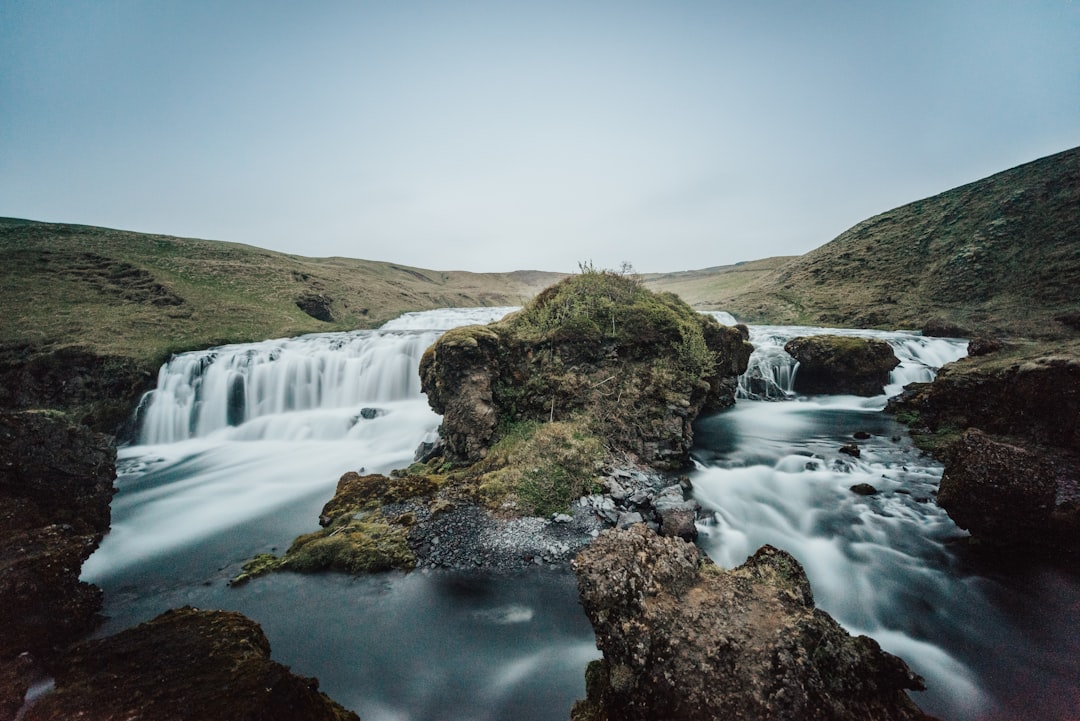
[{"x1": 698, "y1": 146, "x2": 1080, "y2": 337}]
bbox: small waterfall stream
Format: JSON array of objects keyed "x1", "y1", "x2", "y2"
[{"x1": 79, "y1": 309, "x2": 1080, "y2": 721}]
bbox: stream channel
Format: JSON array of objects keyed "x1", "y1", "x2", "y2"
[{"x1": 80, "y1": 308, "x2": 1080, "y2": 721}]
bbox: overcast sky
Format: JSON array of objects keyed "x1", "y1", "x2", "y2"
[{"x1": 2, "y1": 1, "x2": 1077, "y2": 273}]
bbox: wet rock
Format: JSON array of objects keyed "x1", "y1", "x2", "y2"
[
  {"x1": 23, "y1": 607, "x2": 360, "y2": 721},
  {"x1": 0, "y1": 346, "x2": 154, "y2": 435},
  {"x1": 840, "y1": 443, "x2": 862, "y2": 457},
  {"x1": 850, "y1": 483, "x2": 879, "y2": 496},
  {"x1": 655, "y1": 500, "x2": 698, "y2": 541},
  {"x1": 938, "y1": 429, "x2": 1080, "y2": 553},
  {"x1": 358, "y1": 407, "x2": 381, "y2": 420},
  {"x1": 784, "y1": 335, "x2": 900, "y2": 396},
  {"x1": 853, "y1": 430, "x2": 872, "y2": 440},
  {"x1": 572, "y1": 527, "x2": 933, "y2": 721}
]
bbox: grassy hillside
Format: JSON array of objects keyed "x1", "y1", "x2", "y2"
[
  {"x1": 0, "y1": 218, "x2": 564, "y2": 364},
  {"x1": 702, "y1": 146, "x2": 1080, "y2": 337},
  {"x1": 641, "y1": 257, "x2": 794, "y2": 309}
]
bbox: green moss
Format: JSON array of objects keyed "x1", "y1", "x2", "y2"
[
  {"x1": 229, "y1": 553, "x2": 284, "y2": 586},
  {"x1": 281, "y1": 513, "x2": 415, "y2": 574},
  {"x1": 319, "y1": 472, "x2": 440, "y2": 523},
  {"x1": 476, "y1": 419, "x2": 604, "y2": 516}
]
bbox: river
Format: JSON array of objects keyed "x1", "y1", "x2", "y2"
[{"x1": 79, "y1": 308, "x2": 1080, "y2": 721}]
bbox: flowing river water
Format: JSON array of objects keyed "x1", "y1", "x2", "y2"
[{"x1": 79, "y1": 308, "x2": 1080, "y2": 721}]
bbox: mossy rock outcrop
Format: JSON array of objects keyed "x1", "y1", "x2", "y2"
[
  {"x1": 571, "y1": 526, "x2": 934, "y2": 721},
  {"x1": 232, "y1": 472, "x2": 431, "y2": 583},
  {"x1": 420, "y1": 270, "x2": 753, "y2": 470},
  {"x1": 784, "y1": 335, "x2": 900, "y2": 396},
  {"x1": 24, "y1": 607, "x2": 360, "y2": 721},
  {"x1": 888, "y1": 340, "x2": 1080, "y2": 556}
]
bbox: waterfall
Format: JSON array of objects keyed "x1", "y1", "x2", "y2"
[
  {"x1": 702, "y1": 313, "x2": 970, "y2": 401},
  {"x1": 135, "y1": 307, "x2": 518, "y2": 445}
]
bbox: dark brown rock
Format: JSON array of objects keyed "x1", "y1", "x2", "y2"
[
  {"x1": 784, "y1": 335, "x2": 900, "y2": 396},
  {"x1": 572, "y1": 526, "x2": 933, "y2": 721},
  {"x1": 0, "y1": 411, "x2": 116, "y2": 717},
  {"x1": 419, "y1": 326, "x2": 502, "y2": 462},
  {"x1": 0, "y1": 411, "x2": 116, "y2": 713},
  {"x1": 921, "y1": 319, "x2": 969, "y2": 338},
  {"x1": 938, "y1": 429, "x2": 1080, "y2": 552},
  {"x1": 0, "y1": 345, "x2": 156, "y2": 435},
  {"x1": 888, "y1": 350, "x2": 1080, "y2": 452},
  {"x1": 23, "y1": 607, "x2": 361, "y2": 721},
  {"x1": 296, "y1": 293, "x2": 335, "y2": 322},
  {"x1": 655, "y1": 501, "x2": 698, "y2": 542},
  {"x1": 850, "y1": 483, "x2": 879, "y2": 496},
  {"x1": 967, "y1": 337, "x2": 1004, "y2": 356},
  {"x1": 1055, "y1": 312, "x2": 1080, "y2": 331}
]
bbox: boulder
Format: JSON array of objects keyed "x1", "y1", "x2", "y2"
[
  {"x1": 421, "y1": 272, "x2": 753, "y2": 469},
  {"x1": 0, "y1": 411, "x2": 115, "y2": 713},
  {"x1": 784, "y1": 335, "x2": 900, "y2": 396},
  {"x1": 921, "y1": 319, "x2": 968, "y2": 338},
  {"x1": 23, "y1": 607, "x2": 360, "y2": 721},
  {"x1": 571, "y1": 526, "x2": 933, "y2": 721},
  {"x1": 937, "y1": 429, "x2": 1080, "y2": 552}
]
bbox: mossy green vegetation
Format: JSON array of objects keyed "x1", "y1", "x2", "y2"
[
  {"x1": 231, "y1": 510, "x2": 415, "y2": 585},
  {"x1": 474, "y1": 419, "x2": 604, "y2": 516}
]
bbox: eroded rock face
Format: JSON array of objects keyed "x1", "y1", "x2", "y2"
[
  {"x1": 0, "y1": 411, "x2": 115, "y2": 713},
  {"x1": 938, "y1": 429, "x2": 1080, "y2": 551},
  {"x1": 23, "y1": 607, "x2": 360, "y2": 721},
  {"x1": 572, "y1": 526, "x2": 933, "y2": 721},
  {"x1": 784, "y1": 335, "x2": 900, "y2": 396},
  {"x1": 0, "y1": 345, "x2": 156, "y2": 435},
  {"x1": 889, "y1": 352, "x2": 1080, "y2": 451}
]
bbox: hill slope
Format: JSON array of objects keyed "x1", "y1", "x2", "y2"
[
  {"x1": 0, "y1": 218, "x2": 564, "y2": 430},
  {"x1": 0, "y1": 218, "x2": 563, "y2": 361},
  {"x1": 641, "y1": 256, "x2": 795, "y2": 308},
  {"x1": 711, "y1": 146, "x2": 1080, "y2": 336}
]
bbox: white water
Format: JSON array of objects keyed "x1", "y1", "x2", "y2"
[
  {"x1": 80, "y1": 309, "x2": 1080, "y2": 721},
  {"x1": 710, "y1": 313, "x2": 969, "y2": 401}
]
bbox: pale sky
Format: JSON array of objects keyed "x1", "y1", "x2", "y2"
[{"x1": 2, "y1": 1, "x2": 1077, "y2": 273}]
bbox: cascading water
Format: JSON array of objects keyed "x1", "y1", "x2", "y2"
[
  {"x1": 78, "y1": 308, "x2": 1080, "y2": 721},
  {"x1": 714, "y1": 313, "x2": 969, "y2": 401},
  {"x1": 692, "y1": 317, "x2": 1079, "y2": 721}
]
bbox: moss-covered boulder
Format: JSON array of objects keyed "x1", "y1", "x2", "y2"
[
  {"x1": 421, "y1": 270, "x2": 753, "y2": 470},
  {"x1": 231, "y1": 472, "x2": 432, "y2": 583},
  {"x1": 571, "y1": 526, "x2": 934, "y2": 721},
  {"x1": 784, "y1": 334, "x2": 900, "y2": 396}
]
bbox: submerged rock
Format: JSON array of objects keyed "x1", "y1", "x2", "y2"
[
  {"x1": 572, "y1": 526, "x2": 933, "y2": 721},
  {"x1": 784, "y1": 335, "x2": 900, "y2": 396},
  {"x1": 23, "y1": 607, "x2": 360, "y2": 721}
]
